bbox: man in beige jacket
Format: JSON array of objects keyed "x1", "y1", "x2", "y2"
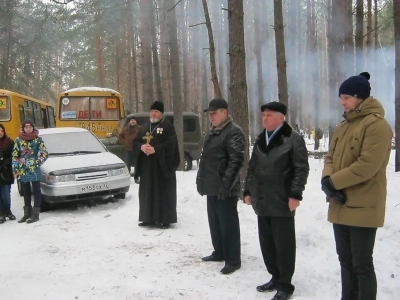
[{"x1": 321, "y1": 72, "x2": 393, "y2": 300}]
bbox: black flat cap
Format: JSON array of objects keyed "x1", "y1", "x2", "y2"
[{"x1": 260, "y1": 101, "x2": 287, "y2": 116}]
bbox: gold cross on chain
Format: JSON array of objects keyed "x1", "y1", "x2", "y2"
[{"x1": 142, "y1": 132, "x2": 153, "y2": 144}]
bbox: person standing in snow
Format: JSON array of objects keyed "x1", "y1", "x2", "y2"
[
  {"x1": 12, "y1": 120, "x2": 48, "y2": 223},
  {"x1": 196, "y1": 98, "x2": 245, "y2": 275},
  {"x1": 243, "y1": 102, "x2": 309, "y2": 300},
  {"x1": 0, "y1": 124, "x2": 16, "y2": 224},
  {"x1": 118, "y1": 117, "x2": 140, "y2": 178},
  {"x1": 132, "y1": 101, "x2": 180, "y2": 229},
  {"x1": 321, "y1": 72, "x2": 393, "y2": 300}
]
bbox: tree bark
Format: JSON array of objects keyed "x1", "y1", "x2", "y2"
[
  {"x1": 394, "y1": 0, "x2": 400, "y2": 171},
  {"x1": 366, "y1": 0, "x2": 372, "y2": 50},
  {"x1": 150, "y1": 0, "x2": 163, "y2": 102},
  {"x1": 254, "y1": 0, "x2": 264, "y2": 134},
  {"x1": 228, "y1": 0, "x2": 250, "y2": 197},
  {"x1": 273, "y1": 0, "x2": 289, "y2": 109},
  {"x1": 374, "y1": 0, "x2": 379, "y2": 49},
  {"x1": 95, "y1": 5, "x2": 105, "y2": 87},
  {"x1": 167, "y1": 0, "x2": 184, "y2": 170},
  {"x1": 202, "y1": 0, "x2": 222, "y2": 99},
  {"x1": 140, "y1": 0, "x2": 154, "y2": 109},
  {"x1": 355, "y1": 0, "x2": 364, "y2": 72}
]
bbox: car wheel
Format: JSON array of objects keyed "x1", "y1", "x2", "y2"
[
  {"x1": 115, "y1": 193, "x2": 126, "y2": 199},
  {"x1": 41, "y1": 198, "x2": 50, "y2": 212},
  {"x1": 184, "y1": 153, "x2": 193, "y2": 171}
]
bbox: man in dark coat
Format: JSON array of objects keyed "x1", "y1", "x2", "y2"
[
  {"x1": 244, "y1": 102, "x2": 309, "y2": 300},
  {"x1": 132, "y1": 101, "x2": 180, "y2": 229},
  {"x1": 196, "y1": 98, "x2": 245, "y2": 275},
  {"x1": 118, "y1": 118, "x2": 140, "y2": 176}
]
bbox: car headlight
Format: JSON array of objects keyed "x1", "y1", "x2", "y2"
[
  {"x1": 108, "y1": 167, "x2": 129, "y2": 176},
  {"x1": 42, "y1": 173, "x2": 76, "y2": 184}
]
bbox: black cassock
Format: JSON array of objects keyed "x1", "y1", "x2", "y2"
[{"x1": 132, "y1": 118, "x2": 180, "y2": 224}]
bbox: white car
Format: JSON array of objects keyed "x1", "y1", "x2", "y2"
[{"x1": 32, "y1": 127, "x2": 130, "y2": 209}]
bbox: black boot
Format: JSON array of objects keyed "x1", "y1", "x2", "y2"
[
  {"x1": 0, "y1": 211, "x2": 5, "y2": 224},
  {"x1": 27, "y1": 207, "x2": 41, "y2": 223},
  {"x1": 6, "y1": 210, "x2": 16, "y2": 220},
  {"x1": 18, "y1": 206, "x2": 32, "y2": 223}
]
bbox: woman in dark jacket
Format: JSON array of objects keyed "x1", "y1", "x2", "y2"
[{"x1": 0, "y1": 124, "x2": 16, "y2": 224}]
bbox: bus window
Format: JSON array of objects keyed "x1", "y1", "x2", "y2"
[
  {"x1": 90, "y1": 97, "x2": 120, "y2": 120},
  {"x1": 0, "y1": 96, "x2": 11, "y2": 121},
  {"x1": 34, "y1": 103, "x2": 43, "y2": 127},
  {"x1": 47, "y1": 107, "x2": 56, "y2": 127},
  {"x1": 24, "y1": 100, "x2": 34, "y2": 122},
  {"x1": 42, "y1": 109, "x2": 49, "y2": 128},
  {"x1": 60, "y1": 97, "x2": 89, "y2": 120},
  {"x1": 18, "y1": 105, "x2": 25, "y2": 125}
]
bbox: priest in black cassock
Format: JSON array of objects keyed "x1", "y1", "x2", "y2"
[{"x1": 132, "y1": 101, "x2": 180, "y2": 229}]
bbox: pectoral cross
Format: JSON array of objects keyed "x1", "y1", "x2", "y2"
[{"x1": 142, "y1": 132, "x2": 153, "y2": 144}]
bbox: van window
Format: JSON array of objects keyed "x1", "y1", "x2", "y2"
[
  {"x1": 34, "y1": 103, "x2": 43, "y2": 127},
  {"x1": 184, "y1": 118, "x2": 196, "y2": 133},
  {"x1": 18, "y1": 105, "x2": 25, "y2": 124},
  {"x1": 47, "y1": 107, "x2": 56, "y2": 127}
]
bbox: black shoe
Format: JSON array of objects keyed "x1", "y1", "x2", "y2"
[
  {"x1": 220, "y1": 264, "x2": 240, "y2": 275},
  {"x1": 257, "y1": 281, "x2": 278, "y2": 292},
  {"x1": 159, "y1": 223, "x2": 170, "y2": 229},
  {"x1": 201, "y1": 254, "x2": 224, "y2": 262},
  {"x1": 138, "y1": 222, "x2": 153, "y2": 227},
  {"x1": 0, "y1": 211, "x2": 5, "y2": 224},
  {"x1": 6, "y1": 210, "x2": 16, "y2": 220},
  {"x1": 134, "y1": 178, "x2": 140, "y2": 184},
  {"x1": 271, "y1": 291, "x2": 292, "y2": 300}
]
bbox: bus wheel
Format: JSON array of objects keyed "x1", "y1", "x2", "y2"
[{"x1": 184, "y1": 153, "x2": 192, "y2": 171}]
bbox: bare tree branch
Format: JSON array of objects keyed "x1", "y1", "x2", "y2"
[
  {"x1": 189, "y1": 22, "x2": 206, "y2": 28},
  {"x1": 168, "y1": 0, "x2": 185, "y2": 12},
  {"x1": 51, "y1": 0, "x2": 74, "y2": 4}
]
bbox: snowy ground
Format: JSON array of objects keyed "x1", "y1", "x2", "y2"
[{"x1": 1, "y1": 153, "x2": 399, "y2": 300}]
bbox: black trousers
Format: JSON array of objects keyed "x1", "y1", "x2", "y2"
[
  {"x1": 22, "y1": 181, "x2": 41, "y2": 208},
  {"x1": 333, "y1": 224, "x2": 377, "y2": 300},
  {"x1": 125, "y1": 150, "x2": 135, "y2": 173},
  {"x1": 206, "y1": 196, "x2": 241, "y2": 266},
  {"x1": 258, "y1": 216, "x2": 296, "y2": 294}
]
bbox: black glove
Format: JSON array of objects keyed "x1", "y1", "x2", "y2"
[
  {"x1": 218, "y1": 187, "x2": 230, "y2": 200},
  {"x1": 321, "y1": 176, "x2": 346, "y2": 204}
]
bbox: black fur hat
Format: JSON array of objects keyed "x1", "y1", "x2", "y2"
[{"x1": 150, "y1": 101, "x2": 164, "y2": 113}]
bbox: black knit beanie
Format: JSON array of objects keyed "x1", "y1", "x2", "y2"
[{"x1": 338, "y1": 72, "x2": 371, "y2": 100}]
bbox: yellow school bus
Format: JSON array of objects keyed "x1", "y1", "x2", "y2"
[
  {"x1": 56, "y1": 87, "x2": 125, "y2": 138},
  {"x1": 0, "y1": 89, "x2": 56, "y2": 140}
]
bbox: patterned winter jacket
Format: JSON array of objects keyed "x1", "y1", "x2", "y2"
[{"x1": 12, "y1": 134, "x2": 48, "y2": 182}]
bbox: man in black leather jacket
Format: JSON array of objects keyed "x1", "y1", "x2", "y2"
[
  {"x1": 244, "y1": 102, "x2": 309, "y2": 300},
  {"x1": 196, "y1": 98, "x2": 245, "y2": 275}
]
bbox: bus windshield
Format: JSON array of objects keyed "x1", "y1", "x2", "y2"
[{"x1": 59, "y1": 96, "x2": 120, "y2": 120}]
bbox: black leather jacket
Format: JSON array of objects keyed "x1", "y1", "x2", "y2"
[
  {"x1": 244, "y1": 122, "x2": 309, "y2": 217},
  {"x1": 196, "y1": 116, "x2": 245, "y2": 197}
]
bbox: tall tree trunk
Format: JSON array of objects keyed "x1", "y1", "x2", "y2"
[
  {"x1": 140, "y1": 0, "x2": 154, "y2": 108},
  {"x1": 394, "y1": 0, "x2": 400, "y2": 171},
  {"x1": 160, "y1": 0, "x2": 171, "y2": 109},
  {"x1": 307, "y1": 0, "x2": 320, "y2": 150},
  {"x1": 179, "y1": 1, "x2": 190, "y2": 110},
  {"x1": 273, "y1": 0, "x2": 289, "y2": 109},
  {"x1": 374, "y1": 0, "x2": 379, "y2": 49},
  {"x1": 366, "y1": 0, "x2": 372, "y2": 50},
  {"x1": 167, "y1": 0, "x2": 184, "y2": 170},
  {"x1": 228, "y1": 0, "x2": 249, "y2": 196},
  {"x1": 355, "y1": 0, "x2": 364, "y2": 72},
  {"x1": 95, "y1": 5, "x2": 105, "y2": 87},
  {"x1": 254, "y1": 0, "x2": 264, "y2": 135},
  {"x1": 202, "y1": 0, "x2": 222, "y2": 99},
  {"x1": 344, "y1": 0, "x2": 354, "y2": 73},
  {"x1": 150, "y1": 0, "x2": 163, "y2": 102},
  {"x1": 287, "y1": 0, "x2": 298, "y2": 128}
]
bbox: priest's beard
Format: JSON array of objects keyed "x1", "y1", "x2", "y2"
[{"x1": 150, "y1": 117, "x2": 162, "y2": 123}]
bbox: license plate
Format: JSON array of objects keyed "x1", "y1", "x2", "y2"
[{"x1": 81, "y1": 183, "x2": 110, "y2": 192}]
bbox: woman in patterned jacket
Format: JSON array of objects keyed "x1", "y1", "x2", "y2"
[{"x1": 12, "y1": 120, "x2": 48, "y2": 223}]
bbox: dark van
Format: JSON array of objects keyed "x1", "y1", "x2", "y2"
[{"x1": 101, "y1": 112, "x2": 203, "y2": 171}]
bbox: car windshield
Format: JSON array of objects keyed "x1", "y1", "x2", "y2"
[{"x1": 41, "y1": 131, "x2": 106, "y2": 156}]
